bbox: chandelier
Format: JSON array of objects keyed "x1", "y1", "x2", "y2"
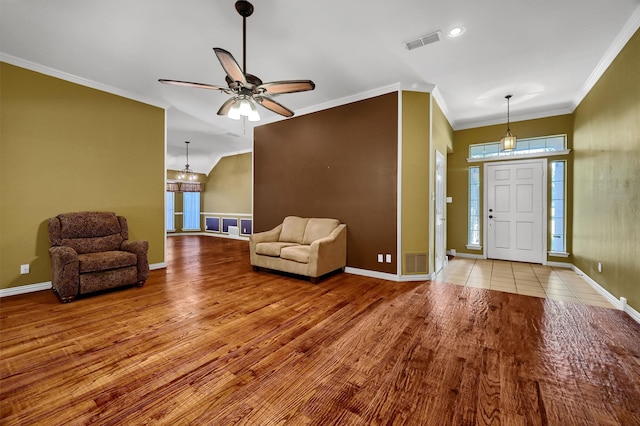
[
  {"x1": 178, "y1": 141, "x2": 198, "y2": 181},
  {"x1": 500, "y1": 95, "x2": 517, "y2": 151}
]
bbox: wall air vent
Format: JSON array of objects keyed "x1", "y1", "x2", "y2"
[
  {"x1": 405, "y1": 252, "x2": 428, "y2": 273},
  {"x1": 405, "y1": 31, "x2": 442, "y2": 51}
]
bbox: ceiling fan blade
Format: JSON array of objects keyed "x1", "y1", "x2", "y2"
[
  {"x1": 158, "y1": 79, "x2": 230, "y2": 92},
  {"x1": 258, "y1": 80, "x2": 316, "y2": 95},
  {"x1": 217, "y1": 97, "x2": 237, "y2": 116},
  {"x1": 255, "y1": 96, "x2": 294, "y2": 117},
  {"x1": 213, "y1": 48, "x2": 247, "y2": 86}
]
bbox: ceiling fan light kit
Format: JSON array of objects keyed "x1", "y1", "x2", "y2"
[
  {"x1": 159, "y1": 0, "x2": 315, "y2": 122},
  {"x1": 500, "y1": 95, "x2": 517, "y2": 151}
]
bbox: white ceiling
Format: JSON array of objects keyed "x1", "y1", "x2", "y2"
[{"x1": 2, "y1": 0, "x2": 639, "y2": 174}]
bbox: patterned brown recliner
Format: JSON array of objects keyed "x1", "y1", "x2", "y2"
[{"x1": 48, "y1": 211, "x2": 149, "y2": 303}]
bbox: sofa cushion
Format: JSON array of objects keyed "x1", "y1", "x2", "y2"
[
  {"x1": 59, "y1": 212, "x2": 121, "y2": 239},
  {"x1": 280, "y1": 245, "x2": 310, "y2": 264},
  {"x1": 302, "y1": 218, "x2": 340, "y2": 245},
  {"x1": 279, "y1": 216, "x2": 309, "y2": 244},
  {"x1": 256, "y1": 242, "x2": 299, "y2": 257},
  {"x1": 78, "y1": 251, "x2": 137, "y2": 273}
]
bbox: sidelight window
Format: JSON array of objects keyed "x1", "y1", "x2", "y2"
[
  {"x1": 468, "y1": 166, "x2": 481, "y2": 247},
  {"x1": 550, "y1": 160, "x2": 566, "y2": 254}
]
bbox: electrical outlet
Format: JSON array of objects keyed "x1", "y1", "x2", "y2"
[
  {"x1": 20, "y1": 264, "x2": 30, "y2": 274},
  {"x1": 385, "y1": 254, "x2": 392, "y2": 263},
  {"x1": 377, "y1": 254, "x2": 383, "y2": 263}
]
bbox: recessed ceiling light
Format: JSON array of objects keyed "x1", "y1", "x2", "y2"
[{"x1": 448, "y1": 27, "x2": 465, "y2": 38}]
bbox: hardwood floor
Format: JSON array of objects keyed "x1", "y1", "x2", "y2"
[{"x1": 1, "y1": 236, "x2": 639, "y2": 425}]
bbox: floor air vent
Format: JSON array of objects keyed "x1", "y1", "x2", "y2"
[{"x1": 405, "y1": 253, "x2": 427, "y2": 273}]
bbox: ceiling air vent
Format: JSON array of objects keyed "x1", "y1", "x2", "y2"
[{"x1": 405, "y1": 30, "x2": 442, "y2": 50}]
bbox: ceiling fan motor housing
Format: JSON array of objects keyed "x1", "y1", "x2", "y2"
[{"x1": 235, "y1": 1, "x2": 254, "y2": 17}]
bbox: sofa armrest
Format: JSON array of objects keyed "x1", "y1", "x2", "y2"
[
  {"x1": 49, "y1": 246, "x2": 79, "y2": 302},
  {"x1": 121, "y1": 240, "x2": 149, "y2": 283},
  {"x1": 308, "y1": 224, "x2": 347, "y2": 276},
  {"x1": 249, "y1": 224, "x2": 283, "y2": 264},
  {"x1": 250, "y1": 224, "x2": 283, "y2": 244}
]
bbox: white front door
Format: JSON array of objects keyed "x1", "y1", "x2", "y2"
[
  {"x1": 435, "y1": 150, "x2": 446, "y2": 274},
  {"x1": 485, "y1": 159, "x2": 546, "y2": 263}
]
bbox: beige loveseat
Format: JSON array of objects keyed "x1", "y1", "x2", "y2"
[{"x1": 249, "y1": 216, "x2": 347, "y2": 283}]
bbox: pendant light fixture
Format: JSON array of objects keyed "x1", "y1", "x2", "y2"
[
  {"x1": 500, "y1": 95, "x2": 517, "y2": 151},
  {"x1": 178, "y1": 141, "x2": 198, "y2": 181}
]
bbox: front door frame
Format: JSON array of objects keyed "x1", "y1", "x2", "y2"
[
  {"x1": 434, "y1": 150, "x2": 446, "y2": 274},
  {"x1": 483, "y1": 158, "x2": 548, "y2": 264}
]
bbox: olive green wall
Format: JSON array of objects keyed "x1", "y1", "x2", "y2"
[
  {"x1": 572, "y1": 29, "x2": 640, "y2": 311},
  {"x1": 203, "y1": 153, "x2": 252, "y2": 214},
  {"x1": 431, "y1": 100, "x2": 454, "y2": 268},
  {"x1": 448, "y1": 115, "x2": 574, "y2": 260},
  {"x1": 432, "y1": 101, "x2": 454, "y2": 154},
  {"x1": 1, "y1": 63, "x2": 165, "y2": 290},
  {"x1": 400, "y1": 91, "x2": 430, "y2": 274}
]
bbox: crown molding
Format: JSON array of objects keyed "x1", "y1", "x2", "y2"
[
  {"x1": 431, "y1": 86, "x2": 453, "y2": 126},
  {"x1": 453, "y1": 105, "x2": 574, "y2": 131},
  {"x1": 259, "y1": 81, "x2": 438, "y2": 129},
  {"x1": 1, "y1": 52, "x2": 169, "y2": 109}
]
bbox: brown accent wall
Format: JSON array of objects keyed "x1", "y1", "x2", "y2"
[{"x1": 254, "y1": 93, "x2": 398, "y2": 272}]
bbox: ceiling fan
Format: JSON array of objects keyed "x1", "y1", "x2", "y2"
[{"x1": 159, "y1": 0, "x2": 315, "y2": 122}]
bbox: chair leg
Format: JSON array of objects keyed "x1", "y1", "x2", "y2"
[
  {"x1": 52, "y1": 288, "x2": 75, "y2": 303},
  {"x1": 136, "y1": 280, "x2": 145, "y2": 288},
  {"x1": 252, "y1": 266, "x2": 260, "y2": 272}
]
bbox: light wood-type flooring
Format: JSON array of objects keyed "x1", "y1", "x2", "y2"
[
  {"x1": 434, "y1": 258, "x2": 615, "y2": 309},
  {"x1": 1, "y1": 236, "x2": 639, "y2": 425}
]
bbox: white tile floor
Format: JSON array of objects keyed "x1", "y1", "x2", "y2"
[{"x1": 434, "y1": 258, "x2": 615, "y2": 309}]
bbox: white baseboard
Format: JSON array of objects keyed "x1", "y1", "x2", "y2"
[
  {"x1": 345, "y1": 267, "x2": 432, "y2": 282},
  {"x1": 399, "y1": 273, "x2": 433, "y2": 282},
  {"x1": 546, "y1": 261, "x2": 573, "y2": 268},
  {"x1": 345, "y1": 267, "x2": 398, "y2": 281},
  {"x1": 1, "y1": 263, "x2": 166, "y2": 298},
  {"x1": 451, "y1": 252, "x2": 486, "y2": 260},
  {"x1": 0, "y1": 282, "x2": 52, "y2": 298},
  {"x1": 572, "y1": 265, "x2": 640, "y2": 323}
]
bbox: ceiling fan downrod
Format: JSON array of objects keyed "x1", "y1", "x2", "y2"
[{"x1": 235, "y1": 0, "x2": 254, "y2": 74}]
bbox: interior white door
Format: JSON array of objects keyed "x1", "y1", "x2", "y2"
[
  {"x1": 486, "y1": 160, "x2": 545, "y2": 263},
  {"x1": 435, "y1": 151, "x2": 446, "y2": 273}
]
